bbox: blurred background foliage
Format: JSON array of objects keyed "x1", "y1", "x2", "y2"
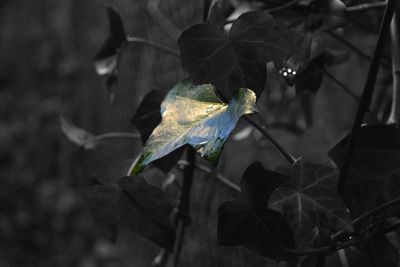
[{"x1": 0, "y1": 0, "x2": 393, "y2": 266}]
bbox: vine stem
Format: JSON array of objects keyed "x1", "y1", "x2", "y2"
[
  {"x1": 177, "y1": 160, "x2": 241, "y2": 192},
  {"x1": 387, "y1": 13, "x2": 400, "y2": 126},
  {"x1": 353, "y1": 196, "x2": 400, "y2": 226},
  {"x1": 346, "y1": 1, "x2": 386, "y2": 12},
  {"x1": 331, "y1": 196, "x2": 400, "y2": 243},
  {"x1": 126, "y1": 36, "x2": 180, "y2": 56},
  {"x1": 173, "y1": 148, "x2": 196, "y2": 267},
  {"x1": 243, "y1": 114, "x2": 297, "y2": 165},
  {"x1": 337, "y1": 0, "x2": 395, "y2": 195}
]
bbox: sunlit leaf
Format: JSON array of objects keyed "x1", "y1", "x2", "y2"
[
  {"x1": 179, "y1": 10, "x2": 289, "y2": 99},
  {"x1": 329, "y1": 124, "x2": 400, "y2": 217},
  {"x1": 131, "y1": 89, "x2": 185, "y2": 173},
  {"x1": 130, "y1": 81, "x2": 257, "y2": 175},
  {"x1": 218, "y1": 162, "x2": 296, "y2": 261},
  {"x1": 60, "y1": 117, "x2": 95, "y2": 149},
  {"x1": 269, "y1": 161, "x2": 353, "y2": 248}
]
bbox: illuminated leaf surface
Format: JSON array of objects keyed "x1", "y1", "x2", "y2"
[
  {"x1": 179, "y1": 10, "x2": 289, "y2": 99},
  {"x1": 131, "y1": 89, "x2": 184, "y2": 173},
  {"x1": 131, "y1": 81, "x2": 257, "y2": 174},
  {"x1": 329, "y1": 124, "x2": 400, "y2": 217},
  {"x1": 269, "y1": 161, "x2": 353, "y2": 247},
  {"x1": 218, "y1": 162, "x2": 295, "y2": 261}
]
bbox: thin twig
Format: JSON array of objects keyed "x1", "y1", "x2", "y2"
[
  {"x1": 177, "y1": 160, "x2": 241, "y2": 192},
  {"x1": 126, "y1": 36, "x2": 180, "y2": 56},
  {"x1": 331, "y1": 196, "x2": 400, "y2": 243},
  {"x1": 323, "y1": 69, "x2": 380, "y2": 122},
  {"x1": 264, "y1": 0, "x2": 301, "y2": 13},
  {"x1": 346, "y1": 1, "x2": 387, "y2": 12},
  {"x1": 243, "y1": 114, "x2": 297, "y2": 165},
  {"x1": 173, "y1": 148, "x2": 196, "y2": 267},
  {"x1": 337, "y1": 0, "x2": 395, "y2": 194},
  {"x1": 387, "y1": 13, "x2": 400, "y2": 125},
  {"x1": 353, "y1": 196, "x2": 400, "y2": 226}
]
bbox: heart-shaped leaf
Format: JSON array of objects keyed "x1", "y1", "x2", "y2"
[
  {"x1": 83, "y1": 175, "x2": 175, "y2": 249},
  {"x1": 130, "y1": 81, "x2": 257, "y2": 175},
  {"x1": 218, "y1": 162, "x2": 296, "y2": 261},
  {"x1": 269, "y1": 161, "x2": 353, "y2": 248},
  {"x1": 119, "y1": 176, "x2": 175, "y2": 249},
  {"x1": 179, "y1": 10, "x2": 289, "y2": 99},
  {"x1": 329, "y1": 124, "x2": 400, "y2": 217}
]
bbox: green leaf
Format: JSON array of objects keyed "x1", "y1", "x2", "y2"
[
  {"x1": 329, "y1": 124, "x2": 400, "y2": 217},
  {"x1": 269, "y1": 161, "x2": 353, "y2": 248},
  {"x1": 218, "y1": 162, "x2": 296, "y2": 261},
  {"x1": 179, "y1": 10, "x2": 289, "y2": 99},
  {"x1": 130, "y1": 81, "x2": 257, "y2": 175},
  {"x1": 131, "y1": 89, "x2": 185, "y2": 174}
]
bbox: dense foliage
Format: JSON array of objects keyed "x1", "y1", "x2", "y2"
[{"x1": 61, "y1": 0, "x2": 400, "y2": 266}]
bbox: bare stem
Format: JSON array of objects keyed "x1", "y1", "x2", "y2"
[
  {"x1": 177, "y1": 160, "x2": 241, "y2": 192},
  {"x1": 346, "y1": 1, "x2": 386, "y2": 12},
  {"x1": 353, "y1": 196, "x2": 400, "y2": 226},
  {"x1": 173, "y1": 148, "x2": 196, "y2": 267},
  {"x1": 243, "y1": 114, "x2": 297, "y2": 165},
  {"x1": 387, "y1": 13, "x2": 400, "y2": 125},
  {"x1": 337, "y1": 0, "x2": 395, "y2": 195},
  {"x1": 126, "y1": 36, "x2": 180, "y2": 56}
]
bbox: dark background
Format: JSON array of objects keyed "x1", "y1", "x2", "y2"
[{"x1": 0, "y1": 0, "x2": 390, "y2": 266}]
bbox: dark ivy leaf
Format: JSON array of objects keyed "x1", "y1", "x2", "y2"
[
  {"x1": 241, "y1": 161, "x2": 290, "y2": 205},
  {"x1": 218, "y1": 162, "x2": 296, "y2": 261},
  {"x1": 119, "y1": 176, "x2": 175, "y2": 249},
  {"x1": 179, "y1": 10, "x2": 289, "y2": 100},
  {"x1": 329, "y1": 124, "x2": 400, "y2": 217},
  {"x1": 131, "y1": 89, "x2": 185, "y2": 174},
  {"x1": 83, "y1": 175, "x2": 175, "y2": 249},
  {"x1": 83, "y1": 185, "x2": 120, "y2": 242},
  {"x1": 269, "y1": 161, "x2": 353, "y2": 248},
  {"x1": 294, "y1": 60, "x2": 324, "y2": 94},
  {"x1": 94, "y1": 7, "x2": 127, "y2": 99}
]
